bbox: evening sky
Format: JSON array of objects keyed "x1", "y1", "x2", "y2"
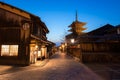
[{"x1": 1, "y1": 0, "x2": 120, "y2": 45}]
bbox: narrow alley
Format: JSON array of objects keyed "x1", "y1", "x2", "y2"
[{"x1": 0, "y1": 52, "x2": 103, "y2": 80}]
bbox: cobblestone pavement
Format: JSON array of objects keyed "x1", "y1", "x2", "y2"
[{"x1": 0, "y1": 52, "x2": 103, "y2": 80}]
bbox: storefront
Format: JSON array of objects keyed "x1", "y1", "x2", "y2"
[{"x1": 0, "y1": 2, "x2": 50, "y2": 65}]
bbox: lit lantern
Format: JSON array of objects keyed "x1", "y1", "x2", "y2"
[{"x1": 71, "y1": 39, "x2": 75, "y2": 43}]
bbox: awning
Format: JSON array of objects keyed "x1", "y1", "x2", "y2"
[
  {"x1": 31, "y1": 34, "x2": 47, "y2": 43},
  {"x1": 31, "y1": 34, "x2": 53, "y2": 45}
]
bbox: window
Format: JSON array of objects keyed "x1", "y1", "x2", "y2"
[{"x1": 1, "y1": 45, "x2": 18, "y2": 56}]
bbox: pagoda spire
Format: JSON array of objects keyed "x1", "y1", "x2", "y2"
[
  {"x1": 68, "y1": 11, "x2": 86, "y2": 35},
  {"x1": 76, "y1": 11, "x2": 78, "y2": 21}
]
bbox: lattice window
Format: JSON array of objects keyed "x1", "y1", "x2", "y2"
[{"x1": 1, "y1": 45, "x2": 18, "y2": 56}]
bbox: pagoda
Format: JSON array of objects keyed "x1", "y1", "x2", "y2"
[{"x1": 68, "y1": 12, "x2": 86, "y2": 35}]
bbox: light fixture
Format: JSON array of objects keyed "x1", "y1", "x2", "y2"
[{"x1": 71, "y1": 39, "x2": 75, "y2": 43}]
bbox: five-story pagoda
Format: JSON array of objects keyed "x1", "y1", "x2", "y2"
[
  {"x1": 66, "y1": 11, "x2": 87, "y2": 44},
  {"x1": 68, "y1": 12, "x2": 86, "y2": 35}
]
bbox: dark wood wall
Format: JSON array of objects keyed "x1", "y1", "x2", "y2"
[
  {"x1": 80, "y1": 42, "x2": 120, "y2": 52},
  {"x1": 0, "y1": 8, "x2": 30, "y2": 44}
]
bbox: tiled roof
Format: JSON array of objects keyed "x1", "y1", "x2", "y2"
[{"x1": 87, "y1": 24, "x2": 114, "y2": 35}]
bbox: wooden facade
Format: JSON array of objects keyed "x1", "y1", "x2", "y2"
[
  {"x1": 66, "y1": 24, "x2": 120, "y2": 63},
  {"x1": 66, "y1": 24, "x2": 120, "y2": 52},
  {"x1": 0, "y1": 2, "x2": 51, "y2": 65},
  {"x1": 78, "y1": 24, "x2": 120, "y2": 52}
]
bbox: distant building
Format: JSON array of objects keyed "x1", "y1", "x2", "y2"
[
  {"x1": 68, "y1": 12, "x2": 86, "y2": 35},
  {"x1": 0, "y1": 2, "x2": 53, "y2": 65},
  {"x1": 66, "y1": 11, "x2": 86, "y2": 46}
]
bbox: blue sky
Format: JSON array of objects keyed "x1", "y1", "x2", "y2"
[{"x1": 1, "y1": 0, "x2": 120, "y2": 45}]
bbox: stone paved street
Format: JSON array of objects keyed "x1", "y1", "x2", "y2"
[
  {"x1": 85, "y1": 63, "x2": 120, "y2": 80},
  {"x1": 0, "y1": 52, "x2": 103, "y2": 80}
]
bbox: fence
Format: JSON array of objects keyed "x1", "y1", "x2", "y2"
[{"x1": 80, "y1": 42, "x2": 120, "y2": 52}]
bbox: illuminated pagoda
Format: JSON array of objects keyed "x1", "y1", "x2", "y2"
[
  {"x1": 66, "y1": 11, "x2": 87, "y2": 45},
  {"x1": 68, "y1": 11, "x2": 86, "y2": 35}
]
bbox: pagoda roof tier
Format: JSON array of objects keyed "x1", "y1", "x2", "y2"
[
  {"x1": 68, "y1": 27, "x2": 86, "y2": 32},
  {"x1": 68, "y1": 21, "x2": 86, "y2": 28}
]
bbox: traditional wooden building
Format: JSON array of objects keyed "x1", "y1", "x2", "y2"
[
  {"x1": 65, "y1": 11, "x2": 120, "y2": 62},
  {"x1": 0, "y1": 2, "x2": 51, "y2": 65},
  {"x1": 77, "y1": 24, "x2": 120, "y2": 52}
]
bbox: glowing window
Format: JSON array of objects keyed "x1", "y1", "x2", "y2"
[{"x1": 1, "y1": 45, "x2": 18, "y2": 56}]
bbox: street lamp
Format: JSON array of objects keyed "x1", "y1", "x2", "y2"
[
  {"x1": 71, "y1": 39, "x2": 75, "y2": 44},
  {"x1": 35, "y1": 45, "x2": 38, "y2": 49}
]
